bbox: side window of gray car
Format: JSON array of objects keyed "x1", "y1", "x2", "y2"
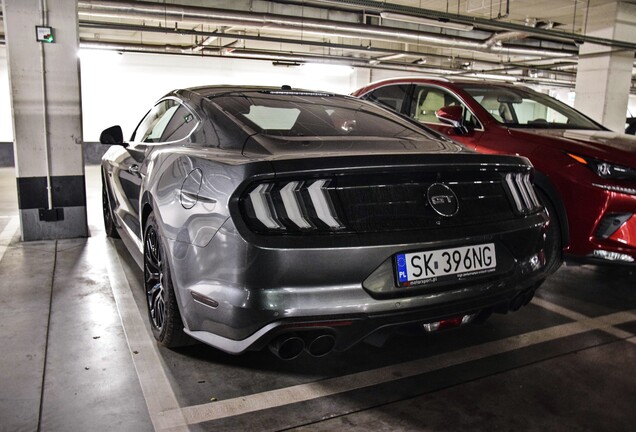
[
  {"x1": 160, "y1": 105, "x2": 198, "y2": 142},
  {"x1": 131, "y1": 100, "x2": 197, "y2": 143},
  {"x1": 132, "y1": 99, "x2": 179, "y2": 143}
]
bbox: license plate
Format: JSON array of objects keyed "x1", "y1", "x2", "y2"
[{"x1": 395, "y1": 243, "x2": 496, "y2": 287}]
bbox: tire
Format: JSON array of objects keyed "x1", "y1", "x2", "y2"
[
  {"x1": 143, "y1": 212, "x2": 190, "y2": 348},
  {"x1": 102, "y1": 175, "x2": 120, "y2": 239},
  {"x1": 537, "y1": 190, "x2": 563, "y2": 275}
]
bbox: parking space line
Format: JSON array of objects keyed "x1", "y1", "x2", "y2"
[
  {"x1": 0, "y1": 216, "x2": 19, "y2": 264},
  {"x1": 104, "y1": 239, "x2": 190, "y2": 432},
  {"x1": 159, "y1": 308, "x2": 636, "y2": 427},
  {"x1": 532, "y1": 297, "x2": 636, "y2": 340},
  {"x1": 105, "y1": 244, "x2": 636, "y2": 432},
  {"x1": 531, "y1": 297, "x2": 590, "y2": 321}
]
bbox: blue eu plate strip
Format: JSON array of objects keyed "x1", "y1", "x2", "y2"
[{"x1": 396, "y1": 253, "x2": 408, "y2": 284}]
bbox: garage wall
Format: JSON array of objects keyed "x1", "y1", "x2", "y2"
[
  {"x1": 78, "y1": 49, "x2": 364, "y2": 141},
  {"x1": 0, "y1": 47, "x2": 364, "y2": 165},
  {"x1": 0, "y1": 47, "x2": 14, "y2": 167},
  {"x1": 1, "y1": 46, "x2": 635, "y2": 166},
  {"x1": 0, "y1": 47, "x2": 13, "y2": 143}
]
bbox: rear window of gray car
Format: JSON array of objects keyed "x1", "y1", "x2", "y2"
[{"x1": 209, "y1": 92, "x2": 435, "y2": 139}]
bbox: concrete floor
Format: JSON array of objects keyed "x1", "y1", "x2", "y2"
[{"x1": 1, "y1": 165, "x2": 635, "y2": 432}]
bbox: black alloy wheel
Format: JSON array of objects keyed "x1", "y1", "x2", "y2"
[
  {"x1": 143, "y1": 212, "x2": 189, "y2": 347},
  {"x1": 102, "y1": 175, "x2": 120, "y2": 238}
]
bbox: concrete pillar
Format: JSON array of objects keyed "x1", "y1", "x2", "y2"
[
  {"x1": 574, "y1": 1, "x2": 636, "y2": 132},
  {"x1": 2, "y1": 0, "x2": 88, "y2": 240}
]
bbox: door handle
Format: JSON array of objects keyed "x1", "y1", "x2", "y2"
[{"x1": 128, "y1": 164, "x2": 140, "y2": 174}]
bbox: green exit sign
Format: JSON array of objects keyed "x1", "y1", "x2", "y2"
[{"x1": 35, "y1": 26, "x2": 54, "y2": 43}]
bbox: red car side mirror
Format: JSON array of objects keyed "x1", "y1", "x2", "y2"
[{"x1": 436, "y1": 105, "x2": 464, "y2": 129}]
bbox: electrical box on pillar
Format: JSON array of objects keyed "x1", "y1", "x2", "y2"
[{"x1": 35, "y1": 26, "x2": 54, "y2": 43}]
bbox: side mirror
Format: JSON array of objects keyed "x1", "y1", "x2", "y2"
[
  {"x1": 100, "y1": 125, "x2": 127, "y2": 146},
  {"x1": 436, "y1": 106, "x2": 469, "y2": 135}
]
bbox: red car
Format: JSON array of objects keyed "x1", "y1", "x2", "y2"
[{"x1": 354, "y1": 78, "x2": 636, "y2": 269}]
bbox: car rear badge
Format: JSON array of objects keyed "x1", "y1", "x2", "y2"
[{"x1": 427, "y1": 183, "x2": 459, "y2": 217}]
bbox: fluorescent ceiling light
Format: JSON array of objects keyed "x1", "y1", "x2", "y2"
[
  {"x1": 376, "y1": 53, "x2": 406, "y2": 61},
  {"x1": 380, "y1": 12, "x2": 474, "y2": 32},
  {"x1": 468, "y1": 73, "x2": 518, "y2": 82}
]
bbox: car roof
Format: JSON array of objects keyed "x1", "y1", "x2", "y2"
[
  {"x1": 184, "y1": 85, "x2": 341, "y2": 98},
  {"x1": 361, "y1": 76, "x2": 530, "y2": 90}
]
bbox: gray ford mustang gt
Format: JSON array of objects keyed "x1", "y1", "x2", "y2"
[{"x1": 100, "y1": 86, "x2": 550, "y2": 359}]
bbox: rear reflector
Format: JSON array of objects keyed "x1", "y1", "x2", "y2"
[{"x1": 422, "y1": 314, "x2": 476, "y2": 332}]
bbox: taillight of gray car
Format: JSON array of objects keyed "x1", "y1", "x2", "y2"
[{"x1": 239, "y1": 166, "x2": 541, "y2": 236}]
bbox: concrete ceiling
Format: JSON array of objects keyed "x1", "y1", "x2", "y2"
[{"x1": 2, "y1": 0, "x2": 636, "y2": 89}]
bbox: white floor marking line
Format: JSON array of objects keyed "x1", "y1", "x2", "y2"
[
  {"x1": 159, "y1": 309, "x2": 636, "y2": 427},
  {"x1": 104, "y1": 239, "x2": 190, "y2": 432},
  {"x1": 532, "y1": 297, "x2": 636, "y2": 340},
  {"x1": 0, "y1": 216, "x2": 19, "y2": 263},
  {"x1": 531, "y1": 297, "x2": 590, "y2": 321}
]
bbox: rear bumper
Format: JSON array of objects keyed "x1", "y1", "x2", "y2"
[
  {"x1": 166, "y1": 213, "x2": 549, "y2": 354},
  {"x1": 185, "y1": 276, "x2": 544, "y2": 354}
]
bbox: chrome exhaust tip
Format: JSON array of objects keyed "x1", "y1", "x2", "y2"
[
  {"x1": 269, "y1": 335, "x2": 305, "y2": 360},
  {"x1": 305, "y1": 334, "x2": 336, "y2": 357}
]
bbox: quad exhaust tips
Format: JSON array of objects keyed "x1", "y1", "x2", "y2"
[{"x1": 269, "y1": 332, "x2": 337, "y2": 360}]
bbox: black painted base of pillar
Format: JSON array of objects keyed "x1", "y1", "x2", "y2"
[
  {"x1": 16, "y1": 174, "x2": 89, "y2": 240},
  {"x1": 19, "y1": 207, "x2": 88, "y2": 241}
]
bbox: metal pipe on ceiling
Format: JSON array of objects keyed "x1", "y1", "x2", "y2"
[
  {"x1": 79, "y1": 41, "x2": 217, "y2": 55},
  {"x1": 79, "y1": 20, "x2": 507, "y2": 66},
  {"x1": 76, "y1": 0, "x2": 576, "y2": 58},
  {"x1": 308, "y1": 0, "x2": 636, "y2": 51},
  {"x1": 484, "y1": 31, "x2": 532, "y2": 48},
  {"x1": 80, "y1": 39, "x2": 576, "y2": 88},
  {"x1": 79, "y1": 39, "x2": 452, "y2": 74},
  {"x1": 79, "y1": 19, "x2": 575, "y2": 80}
]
